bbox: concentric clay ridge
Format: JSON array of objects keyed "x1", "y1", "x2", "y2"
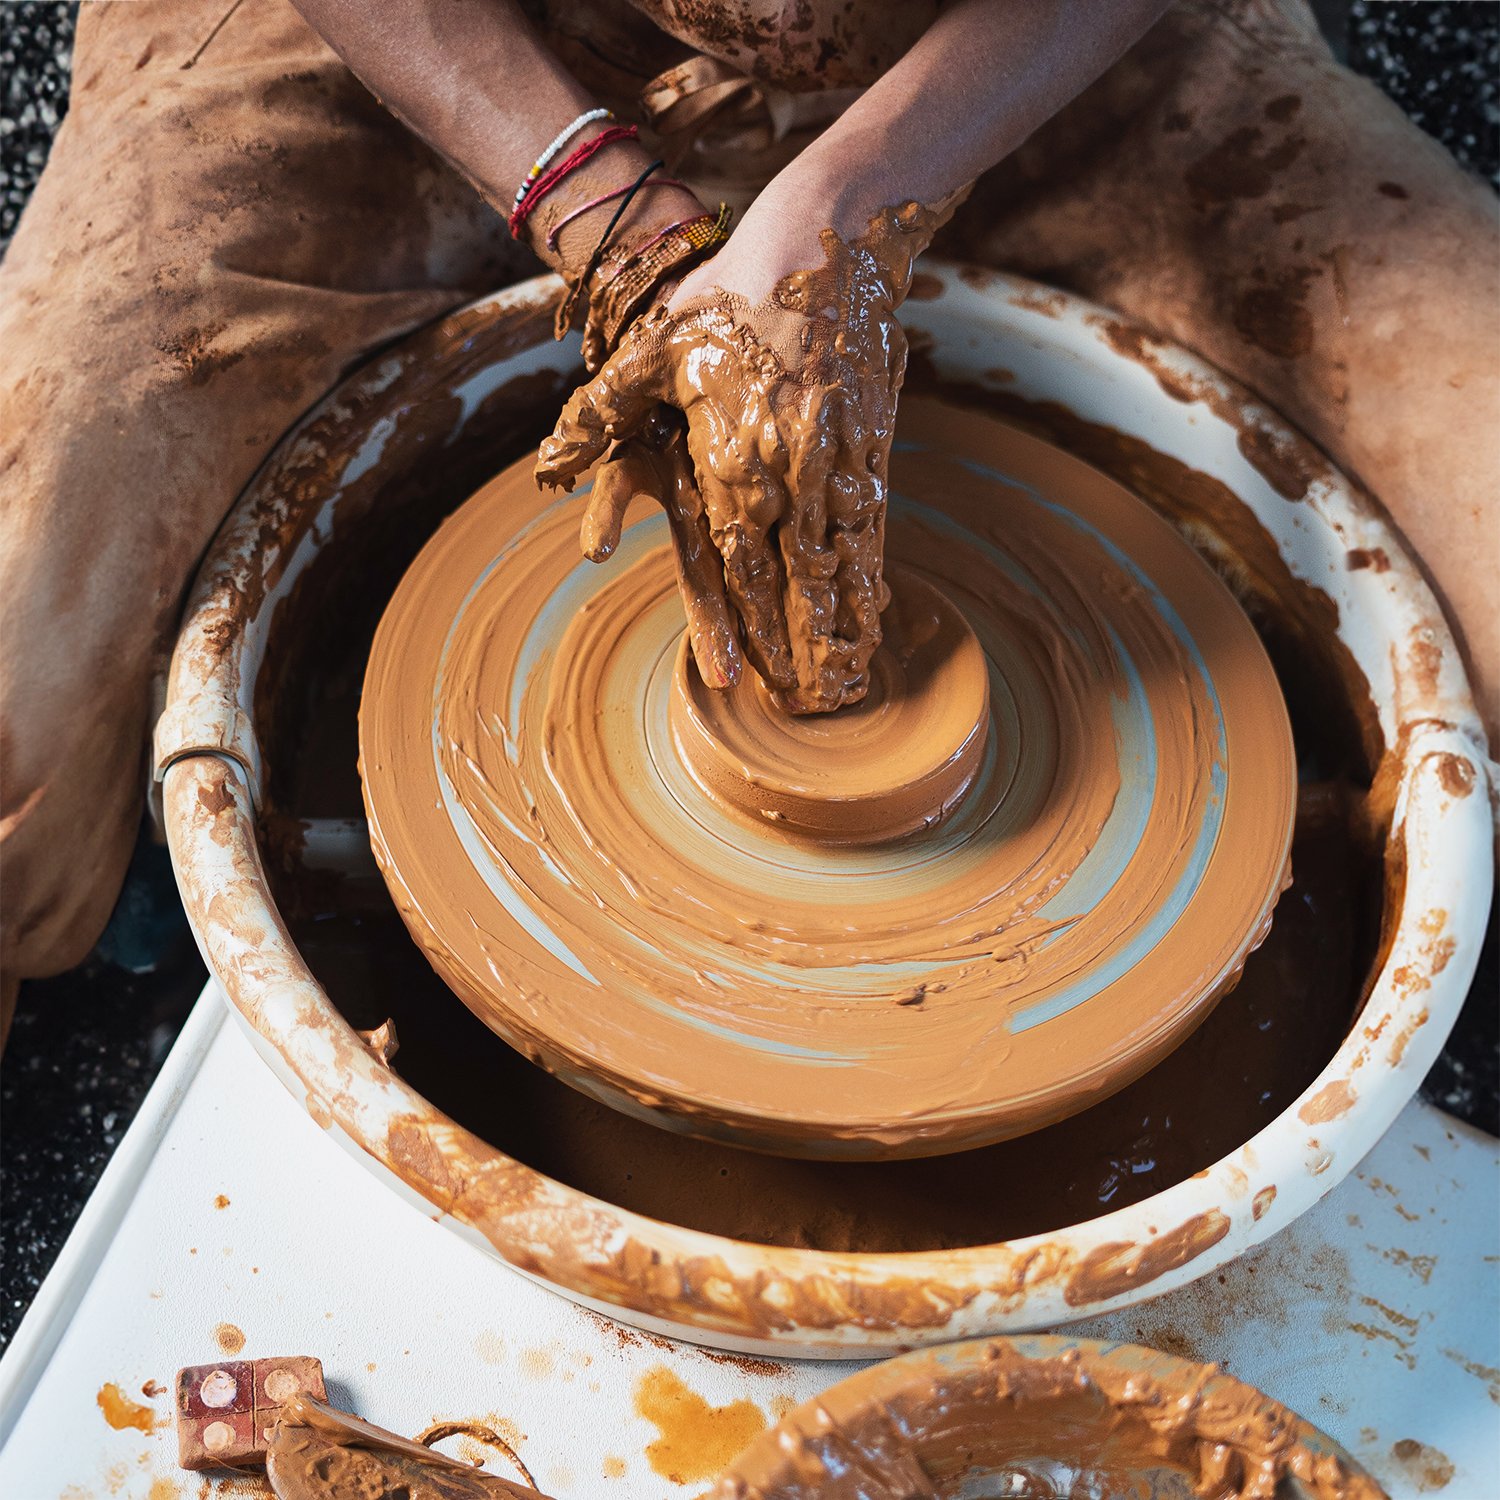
[{"x1": 360, "y1": 397, "x2": 1296, "y2": 1158}]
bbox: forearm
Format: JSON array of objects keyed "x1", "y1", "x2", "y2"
[
  {"x1": 786, "y1": 0, "x2": 1170, "y2": 236},
  {"x1": 289, "y1": 0, "x2": 703, "y2": 276}
]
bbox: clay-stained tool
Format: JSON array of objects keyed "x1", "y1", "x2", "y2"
[{"x1": 266, "y1": 1395, "x2": 549, "y2": 1500}]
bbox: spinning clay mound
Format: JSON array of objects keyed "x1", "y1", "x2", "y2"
[{"x1": 359, "y1": 397, "x2": 1295, "y2": 1159}]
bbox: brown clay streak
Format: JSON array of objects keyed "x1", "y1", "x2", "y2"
[
  {"x1": 166, "y1": 752, "x2": 1311, "y2": 1347},
  {"x1": 1063, "y1": 1211, "x2": 1232, "y2": 1307},
  {"x1": 1299, "y1": 1078, "x2": 1358, "y2": 1124},
  {"x1": 900, "y1": 357, "x2": 1387, "y2": 782}
]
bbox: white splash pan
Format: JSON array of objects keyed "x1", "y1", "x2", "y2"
[{"x1": 154, "y1": 266, "x2": 1493, "y2": 1358}]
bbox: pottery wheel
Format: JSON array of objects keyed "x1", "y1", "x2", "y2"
[{"x1": 360, "y1": 396, "x2": 1295, "y2": 1160}]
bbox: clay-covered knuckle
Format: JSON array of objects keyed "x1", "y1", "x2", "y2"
[
  {"x1": 718, "y1": 550, "x2": 794, "y2": 689},
  {"x1": 781, "y1": 584, "x2": 841, "y2": 705},
  {"x1": 681, "y1": 401, "x2": 746, "y2": 488},
  {"x1": 825, "y1": 426, "x2": 886, "y2": 522},
  {"x1": 828, "y1": 478, "x2": 882, "y2": 554},
  {"x1": 536, "y1": 396, "x2": 612, "y2": 486},
  {"x1": 831, "y1": 544, "x2": 884, "y2": 648},
  {"x1": 782, "y1": 517, "x2": 839, "y2": 583},
  {"x1": 682, "y1": 418, "x2": 785, "y2": 548},
  {"x1": 786, "y1": 434, "x2": 837, "y2": 526},
  {"x1": 712, "y1": 517, "x2": 770, "y2": 574}
]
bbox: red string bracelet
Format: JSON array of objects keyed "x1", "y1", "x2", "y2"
[
  {"x1": 545, "y1": 176, "x2": 688, "y2": 252},
  {"x1": 508, "y1": 123, "x2": 638, "y2": 239}
]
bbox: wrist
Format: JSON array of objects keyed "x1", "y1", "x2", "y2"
[
  {"x1": 761, "y1": 137, "x2": 961, "y2": 259},
  {"x1": 580, "y1": 202, "x2": 733, "y2": 370},
  {"x1": 761, "y1": 141, "x2": 886, "y2": 245},
  {"x1": 520, "y1": 141, "x2": 705, "y2": 281}
]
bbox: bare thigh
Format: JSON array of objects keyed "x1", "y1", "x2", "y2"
[
  {"x1": 0, "y1": 0, "x2": 529, "y2": 1003},
  {"x1": 942, "y1": 0, "x2": 1500, "y2": 743}
]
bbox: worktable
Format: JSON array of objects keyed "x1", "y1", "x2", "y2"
[{"x1": 2, "y1": 986, "x2": 1496, "y2": 1498}]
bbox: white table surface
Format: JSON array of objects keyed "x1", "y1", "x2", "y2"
[{"x1": 2, "y1": 987, "x2": 1497, "y2": 1499}]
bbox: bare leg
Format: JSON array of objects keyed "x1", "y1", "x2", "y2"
[
  {"x1": 942, "y1": 0, "x2": 1500, "y2": 743},
  {"x1": 0, "y1": 0, "x2": 528, "y2": 1030}
]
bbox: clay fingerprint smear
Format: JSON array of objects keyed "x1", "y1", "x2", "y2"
[{"x1": 360, "y1": 397, "x2": 1294, "y2": 1159}]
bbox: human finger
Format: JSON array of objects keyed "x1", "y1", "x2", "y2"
[
  {"x1": 680, "y1": 406, "x2": 796, "y2": 694},
  {"x1": 777, "y1": 398, "x2": 849, "y2": 711},
  {"x1": 535, "y1": 345, "x2": 662, "y2": 491},
  {"x1": 826, "y1": 432, "x2": 888, "y2": 682},
  {"x1": 651, "y1": 428, "x2": 742, "y2": 690},
  {"x1": 580, "y1": 441, "x2": 653, "y2": 563}
]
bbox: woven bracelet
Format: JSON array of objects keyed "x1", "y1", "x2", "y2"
[
  {"x1": 582, "y1": 204, "x2": 734, "y2": 371},
  {"x1": 554, "y1": 159, "x2": 666, "y2": 339},
  {"x1": 508, "y1": 124, "x2": 639, "y2": 239}
]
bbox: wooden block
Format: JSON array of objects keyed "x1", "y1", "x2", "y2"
[{"x1": 175, "y1": 1355, "x2": 326, "y2": 1470}]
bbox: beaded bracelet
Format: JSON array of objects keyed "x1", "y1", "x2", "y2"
[
  {"x1": 509, "y1": 124, "x2": 640, "y2": 239},
  {"x1": 512, "y1": 108, "x2": 612, "y2": 209}
]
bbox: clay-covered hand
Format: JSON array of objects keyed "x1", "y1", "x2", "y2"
[{"x1": 536, "y1": 203, "x2": 940, "y2": 713}]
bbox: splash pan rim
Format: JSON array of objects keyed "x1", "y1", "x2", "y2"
[{"x1": 156, "y1": 266, "x2": 1493, "y2": 1358}]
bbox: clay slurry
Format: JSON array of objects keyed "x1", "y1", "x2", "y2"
[
  {"x1": 359, "y1": 397, "x2": 1296, "y2": 1159},
  {"x1": 710, "y1": 1339, "x2": 1387, "y2": 1500}
]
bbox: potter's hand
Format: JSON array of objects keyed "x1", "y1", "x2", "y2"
[
  {"x1": 537, "y1": 200, "x2": 939, "y2": 713},
  {"x1": 576, "y1": 405, "x2": 744, "y2": 694}
]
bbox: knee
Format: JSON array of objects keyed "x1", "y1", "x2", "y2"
[
  {"x1": 0, "y1": 459, "x2": 160, "y2": 980},
  {"x1": 0, "y1": 697, "x2": 146, "y2": 980}
]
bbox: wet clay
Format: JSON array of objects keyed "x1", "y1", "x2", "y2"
[
  {"x1": 538, "y1": 199, "x2": 960, "y2": 714},
  {"x1": 289, "y1": 778, "x2": 1364, "y2": 1251},
  {"x1": 710, "y1": 1338, "x2": 1387, "y2": 1500},
  {"x1": 361, "y1": 396, "x2": 1296, "y2": 1158},
  {"x1": 97, "y1": 1382, "x2": 156, "y2": 1434},
  {"x1": 634, "y1": 1366, "x2": 768, "y2": 1486},
  {"x1": 266, "y1": 1396, "x2": 546, "y2": 1500},
  {"x1": 670, "y1": 566, "x2": 990, "y2": 842}
]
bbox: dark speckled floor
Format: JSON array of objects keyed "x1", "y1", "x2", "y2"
[{"x1": 2, "y1": 2, "x2": 1497, "y2": 1351}]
